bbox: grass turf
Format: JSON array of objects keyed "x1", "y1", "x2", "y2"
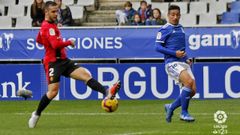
[{"x1": 0, "y1": 99, "x2": 239, "y2": 135}]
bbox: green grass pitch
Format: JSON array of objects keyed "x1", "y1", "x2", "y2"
[{"x1": 0, "y1": 99, "x2": 239, "y2": 135}]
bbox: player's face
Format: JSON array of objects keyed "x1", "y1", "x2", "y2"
[
  {"x1": 45, "y1": 5, "x2": 58, "y2": 22},
  {"x1": 168, "y1": 9, "x2": 181, "y2": 25}
]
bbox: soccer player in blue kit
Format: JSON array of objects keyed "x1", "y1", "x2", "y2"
[{"x1": 155, "y1": 5, "x2": 196, "y2": 122}]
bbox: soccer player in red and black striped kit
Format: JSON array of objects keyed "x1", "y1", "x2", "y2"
[{"x1": 28, "y1": 1, "x2": 121, "y2": 128}]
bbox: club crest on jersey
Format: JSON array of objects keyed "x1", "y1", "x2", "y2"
[{"x1": 49, "y1": 28, "x2": 56, "y2": 36}]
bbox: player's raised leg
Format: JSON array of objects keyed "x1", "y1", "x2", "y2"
[
  {"x1": 69, "y1": 67, "x2": 121, "y2": 99},
  {"x1": 179, "y1": 70, "x2": 196, "y2": 122},
  {"x1": 28, "y1": 83, "x2": 59, "y2": 128}
]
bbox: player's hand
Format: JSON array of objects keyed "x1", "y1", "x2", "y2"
[
  {"x1": 176, "y1": 50, "x2": 186, "y2": 58},
  {"x1": 69, "y1": 39, "x2": 76, "y2": 48},
  {"x1": 186, "y1": 59, "x2": 192, "y2": 66}
]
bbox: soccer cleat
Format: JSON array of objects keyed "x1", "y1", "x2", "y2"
[
  {"x1": 164, "y1": 104, "x2": 173, "y2": 123},
  {"x1": 106, "y1": 81, "x2": 121, "y2": 99},
  {"x1": 28, "y1": 111, "x2": 40, "y2": 128},
  {"x1": 180, "y1": 113, "x2": 195, "y2": 122}
]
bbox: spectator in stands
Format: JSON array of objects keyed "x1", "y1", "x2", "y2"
[
  {"x1": 115, "y1": 1, "x2": 137, "y2": 25},
  {"x1": 131, "y1": 13, "x2": 144, "y2": 25},
  {"x1": 137, "y1": 0, "x2": 152, "y2": 24},
  {"x1": 0, "y1": 8, "x2": 2, "y2": 16},
  {"x1": 146, "y1": 8, "x2": 167, "y2": 25},
  {"x1": 54, "y1": 0, "x2": 73, "y2": 26},
  {"x1": 31, "y1": 0, "x2": 45, "y2": 27}
]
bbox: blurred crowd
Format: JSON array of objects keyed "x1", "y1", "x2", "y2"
[
  {"x1": 30, "y1": 0, "x2": 168, "y2": 27},
  {"x1": 30, "y1": 0, "x2": 73, "y2": 27},
  {"x1": 116, "y1": 1, "x2": 167, "y2": 26}
]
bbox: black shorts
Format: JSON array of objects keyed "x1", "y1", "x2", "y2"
[{"x1": 44, "y1": 58, "x2": 79, "y2": 84}]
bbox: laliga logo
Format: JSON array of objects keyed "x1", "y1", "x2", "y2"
[
  {"x1": 214, "y1": 110, "x2": 227, "y2": 124},
  {"x1": 230, "y1": 30, "x2": 240, "y2": 49},
  {"x1": 0, "y1": 33, "x2": 14, "y2": 51}
]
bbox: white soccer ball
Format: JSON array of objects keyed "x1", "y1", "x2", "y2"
[{"x1": 17, "y1": 89, "x2": 32, "y2": 100}]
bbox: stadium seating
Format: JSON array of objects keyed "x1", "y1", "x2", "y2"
[
  {"x1": 189, "y1": 2, "x2": 207, "y2": 14},
  {"x1": 15, "y1": 16, "x2": 32, "y2": 28},
  {"x1": 132, "y1": 2, "x2": 140, "y2": 11},
  {"x1": 26, "y1": 5, "x2": 31, "y2": 17},
  {"x1": 62, "y1": 0, "x2": 75, "y2": 6},
  {"x1": 77, "y1": 0, "x2": 95, "y2": 6},
  {"x1": 209, "y1": 1, "x2": 227, "y2": 14},
  {"x1": 221, "y1": 12, "x2": 239, "y2": 24},
  {"x1": 7, "y1": 5, "x2": 25, "y2": 17},
  {"x1": 0, "y1": 16, "x2": 12, "y2": 28},
  {"x1": 0, "y1": 0, "x2": 16, "y2": 6},
  {"x1": 218, "y1": 0, "x2": 234, "y2": 3},
  {"x1": 199, "y1": 13, "x2": 217, "y2": 25},
  {"x1": 180, "y1": 13, "x2": 196, "y2": 26},
  {"x1": 0, "y1": 5, "x2": 4, "y2": 16},
  {"x1": 0, "y1": 0, "x2": 238, "y2": 27},
  {"x1": 230, "y1": 1, "x2": 240, "y2": 13},
  {"x1": 18, "y1": 0, "x2": 33, "y2": 6},
  {"x1": 69, "y1": 6, "x2": 84, "y2": 20}
]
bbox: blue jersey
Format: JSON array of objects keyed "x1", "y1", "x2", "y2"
[{"x1": 155, "y1": 23, "x2": 188, "y2": 64}]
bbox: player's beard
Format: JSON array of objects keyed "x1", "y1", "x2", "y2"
[{"x1": 49, "y1": 16, "x2": 57, "y2": 23}]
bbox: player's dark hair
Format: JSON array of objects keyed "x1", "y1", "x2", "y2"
[
  {"x1": 44, "y1": 1, "x2": 57, "y2": 11},
  {"x1": 168, "y1": 5, "x2": 180, "y2": 13}
]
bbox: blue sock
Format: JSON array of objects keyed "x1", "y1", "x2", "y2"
[
  {"x1": 181, "y1": 87, "x2": 191, "y2": 115},
  {"x1": 170, "y1": 95, "x2": 181, "y2": 111}
]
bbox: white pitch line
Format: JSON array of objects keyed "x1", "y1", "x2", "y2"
[
  {"x1": 111, "y1": 131, "x2": 159, "y2": 135},
  {"x1": 14, "y1": 112, "x2": 240, "y2": 116},
  {"x1": 111, "y1": 131, "x2": 202, "y2": 135}
]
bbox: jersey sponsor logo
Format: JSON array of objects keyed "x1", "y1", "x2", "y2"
[{"x1": 49, "y1": 28, "x2": 56, "y2": 36}]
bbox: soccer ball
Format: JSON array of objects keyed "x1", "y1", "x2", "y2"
[
  {"x1": 17, "y1": 89, "x2": 32, "y2": 100},
  {"x1": 101, "y1": 98, "x2": 118, "y2": 112}
]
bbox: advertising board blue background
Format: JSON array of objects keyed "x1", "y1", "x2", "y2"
[
  {"x1": 1, "y1": 27, "x2": 240, "y2": 59},
  {"x1": 0, "y1": 63, "x2": 239, "y2": 100}
]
